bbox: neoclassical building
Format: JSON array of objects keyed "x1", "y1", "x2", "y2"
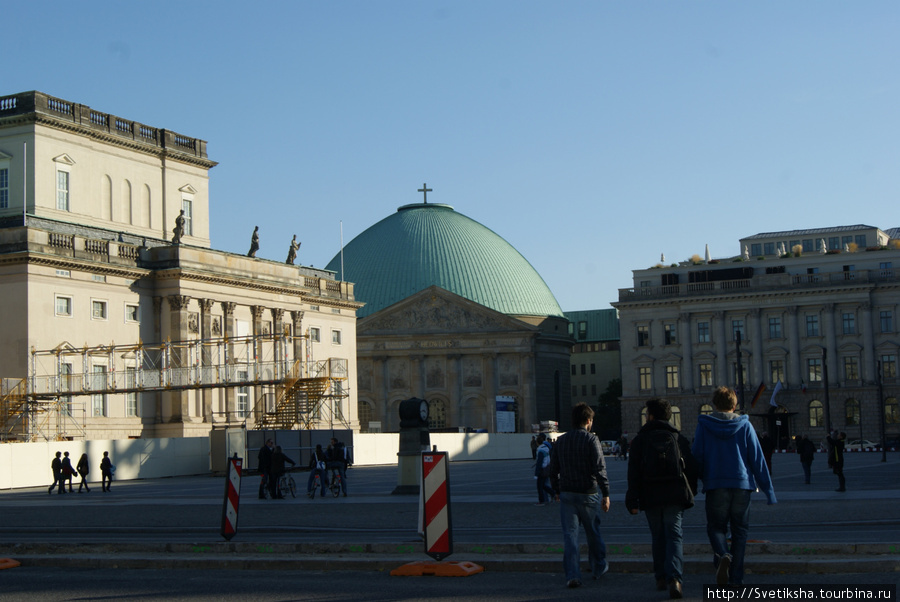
[
  {"x1": 614, "y1": 225, "x2": 900, "y2": 448},
  {"x1": 326, "y1": 200, "x2": 573, "y2": 433},
  {"x1": 0, "y1": 91, "x2": 360, "y2": 441}
]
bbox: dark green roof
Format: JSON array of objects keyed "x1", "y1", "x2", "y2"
[
  {"x1": 565, "y1": 309, "x2": 620, "y2": 341},
  {"x1": 326, "y1": 203, "x2": 564, "y2": 319}
]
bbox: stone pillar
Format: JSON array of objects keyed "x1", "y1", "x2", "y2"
[
  {"x1": 290, "y1": 310, "x2": 304, "y2": 373},
  {"x1": 680, "y1": 312, "x2": 693, "y2": 392},
  {"x1": 167, "y1": 295, "x2": 191, "y2": 422},
  {"x1": 271, "y1": 308, "x2": 285, "y2": 380},
  {"x1": 221, "y1": 301, "x2": 236, "y2": 422},
  {"x1": 484, "y1": 353, "x2": 497, "y2": 432},
  {"x1": 786, "y1": 306, "x2": 802, "y2": 386},
  {"x1": 713, "y1": 312, "x2": 728, "y2": 387},
  {"x1": 823, "y1": 303, "x2": 838, "y2": 386},
  {"x1": 861, "y1": 303, "x2": 875, "y2": 384},
  {"x1": 372, "y1": 355, "x2": 388, "y2": 428},
  {"x1": 749, "y1": 308, "x2": 763, "y2": 385},
  {"x1": 152, "y1": 296, "x2": 163, "y2": 423},
  {"x1": 199, "y1": 298, "x2": 214, "y2": 423},
  {"x1": 410, "y1": 354, "x2": 424, "y2": 398},
  {"x1": 250, "y1": 305, "x2": 265, "y2": 422}
]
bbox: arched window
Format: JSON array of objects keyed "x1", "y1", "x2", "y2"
[
  {"x1": 808, "y1": 400, "x2": 823, "y2": 427},
  {"x1": 357, "y1": 401, "x2": 373, "y2": 433},
  {"x1": 670, "y1": 405, "x2": 682, "y2": 431},
  {"x1": 640, "y1": 407, "x2": 648, "y2": 426},
  {"x1": 844, "y1": 398, "x2": 859, "y2": 426},
  {"x1": 699, "y1": 404, "x2": 713, "y2": 415},
  {"x1": 428, "y1": 399, "x2": 447, "y2": 429},
  {"x1": 886, "y1": 397, "x2": 899, "y2": 424}
]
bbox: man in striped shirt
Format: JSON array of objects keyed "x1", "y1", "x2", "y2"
[{"x1": 549, "y1": 402, "x2": 611, "y2": 588}]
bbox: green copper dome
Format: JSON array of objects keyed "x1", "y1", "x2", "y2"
[{"x1": 326, "y1": 203, "x2": 564, "y2": 319}]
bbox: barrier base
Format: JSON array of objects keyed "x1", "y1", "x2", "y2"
[
  {"x1": 390, "y1": 560, "x2": 484, "y2": 577},
  {"x1": 0, "y1": 558, "x2": 21, "y2": 570}
]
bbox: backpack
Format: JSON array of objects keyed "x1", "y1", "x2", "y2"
[{"x1": 641, "y1": 428, "x2": 684, "y2": 482}]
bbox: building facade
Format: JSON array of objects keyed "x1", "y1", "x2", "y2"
[
  {"x1": 0, "y1": 91, "x2": 361, "y2": 441},
  {"x1": 614, "y1": 225, "x2": 900, "y2": 448},
  {"x1": 565, "y1": 308, "x2": 621, "y2": 406}
]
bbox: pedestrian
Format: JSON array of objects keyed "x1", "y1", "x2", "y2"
[
  {"x1": 827, "y1": 431, "x2": 846, "y2": 492},
  {"x1": 797, "y1": 435, "x2": 815, "y2": 485},
  {"x1": 100, "y1": 451, "x2": 114, "y2": 492},
  {"x1": 270, "y1": 446, "x2": 296, "y2": 499},
  {"x1": 530, "y1": 435, "x2": 538, "y2": 460},
  {"x1": 760, "y1": 432, "x2": 775, "y2": 475},
  {"x1": 626, "y1": 398, "x2": 699, "y2": 599},
  {"x1": 76, "y1": 452, "x2": 91, "y2": 493},
  {"x1": 49, "y1": 451, "x2": 64, "y2": 495},
  {"x1": 692, "y1": 386, "x2": 776, "y2": 586},
  {"x1": 617, "y1": 433, "x2": 629, "y2": 461},
  {"x1": 61, "y1": 451, "x2": 77, "y2": 492},
  {"x1": 326, "y1": 437, "x2": 351, "y2": 497},
  {"x1": 307, "y1": 444, "x2": 329, "y2": 497},
  {"x1": 257, "y1": 439, "x2": 275, "y2": 499},
  {"x1": 533, "y1": 433, "x2": 554, "y2": 506},
  {"x1": 548, "y1": 403, "x2": 610, "y2": 588}
]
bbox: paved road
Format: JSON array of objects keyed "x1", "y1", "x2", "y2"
[{"x1": 1, "y1": 453, "x2": 897, "y2": 546}]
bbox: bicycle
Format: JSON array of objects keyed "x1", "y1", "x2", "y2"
[
  {"x1": 307, "y1": 472, "x2": 325, "y2": 499},
  {"x1": 278, "y1": 472, "x2": 297, "y2": 499},
  {"x1": 329, "y1": 467, "x2": 343, "y2": 498}
]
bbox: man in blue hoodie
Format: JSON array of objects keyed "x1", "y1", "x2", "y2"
[{"x1": 692, "y1": 387, "x2": 776, "y2": 586}]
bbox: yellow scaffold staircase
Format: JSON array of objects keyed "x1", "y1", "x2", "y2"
[
  {"x1": 253, "y1": 358, "x2": 348, "y2": 430},
  {"x1": 0, "y1": 379, "x2": 29, "y2": 441}
]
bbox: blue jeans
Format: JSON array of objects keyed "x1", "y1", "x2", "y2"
[
  {"x1": 328, "y1": 462, "x2": 347, "y2": 494},
  {"x1": 801, "y1": 461, "x2": 812, "y2": 484},
  {"x1": 536, "y1": 476, "x2": 554, "y2": 503},
  {"x1": 705, "y1": 488, "x2": 752, "y2": 584},
  {"x1": 645, "y1": 505, "x2": 684, "y2": 583},
  {"x1": 559, "y1": 491, "x2": 608, "y2": 581},
  {"x1": 307, "y1": 468, "x2": 329, "y2": 496}
]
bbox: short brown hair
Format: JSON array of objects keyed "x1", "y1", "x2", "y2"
[
  {"x1": 645, "y1": 398, "x2": 671, "y2": 421},
  {"x1": 572, "y1": 403, "x2": 594, "y2": 428},
  {"x1": 712, "y1": 387, "x2": 738, "y2": 411}
]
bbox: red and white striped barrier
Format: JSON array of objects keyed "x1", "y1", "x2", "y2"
[
  {"x1": 220, "y1": 454, "x2": 242, "y2": 541},
  {"x1": 422, "y1": 451, "x2": 452, "y2": 561}
]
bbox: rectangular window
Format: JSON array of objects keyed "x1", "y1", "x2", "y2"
[
  {"x1": 855, "y1": 234, "x2": 866, "y2": 248},
  {"x1": 91, "y1": 365, "x2": 107, "y2": 417},
  {"x1": 125, "y1": 365, "x2": 139, "y2": 417},
  {"x1": 768, "y1": 317, "x2": 782, "y2": 339},
  {"x1": 802, "y1": 239, "x2": 813, "y2": 252},
  {"x1": 577, "y1": 321, "x2": 587, "y2": 339},
  {"x1": 769, "y1": 360, "x2": 785, "y2": 384},
  {"x1": 750, "y1": 243, "x2": 761, "y2": 256},
  {"x1": 572, "y1": 385, "x2": 577, "y2": 397},
  {"x1": 581, "y1": 385, "x2": 587, "y2": 396},
  {"x1": 591, "y1": 384, "x2": 597, "y2": 396},
  {"x1": 237, "y1": 370, "x2": 249, "y2": 418},
  {"x1": 732, "y1": 319, "x2": 745, "y2": 341},
  {"x1": 331, "y1": 329, "x2": 342, "y2": 345},
  {"x1": 637, "y1": 325, "x2": 649, "y2": 347},
  {"x1": 309, "y1": 327, "x2": 320, "y2": 342},
  {"x1": 182, "y1": 199, "x2": 193, "y2": 236},
  {"x1": 55, "y1": 295, "x2": 73, "y2": 317},
  {"x1": 590, "y1": 363, "x2": 596, "y2": 375},
  {"x1": 807, "y1": 358, "x2": 823, "y2": 383},
  {"x1": 571, "y1": 364, "x2": 576, "y2": 376},
  {"x1": 806, "y1": 314, "x2": 819, "y2": 337},
  {"x1": 841, "y1": 235, "x2": 853, "y2": 248},
  {"x1": 880, "y1": 311, "x2": 894, "y2": 333},
  {"x1": 842, "y1": 312, "x2": 855, "y2": 335},
  {"x1": 698, "y1": 363, "x2": 713, "y2": 387},
  {"x1": 580, "y1": 364, "x2": 586, "y2": 375},
  {"x1": 763, "y1": 242, "x2": 775, "y2": 255},
  {"x1": 665, "y1": 365, "x2": 679, "y2": 390},
  {"x1": 883, "y1": 355, "x2": 897, "y2": 380},
  {"x1": 0, "y1": 167, "x2": 8, "y2": 209},
  {"x1": 638, "y1": 367, "x2": 652, "y2": 391},
  {"x1": 733, "y1": 363, "x2": 747, "y2": 386},
  {"x1": 664, "y1": 323, "x2": 677, "y2": 345},
  {"x1": 843, "y1": 357, "x2": 859, "y2": 381},
  {"x1": 828, "y1": 236, "x2": 839, "y2": 250},
  {"x1": 697, "y1": 321, "x2": 710, "y2": 343},
  {"x1": 91, "y1": 299, "x2": 108, "y2": 320},
  {"x1": 125, "y1": 304, "x2": 140, "y2": 323},
  {"x1": 56, "y1": 170, "x2": 70, "y2": 211}
]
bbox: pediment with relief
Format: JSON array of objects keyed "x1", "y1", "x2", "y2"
[
  {"x1": 179, "y1": 184, "x2": 198, "y2": 194},
  {"x1": 359, "y1": 286, "x2": 531, "y2": 335}
]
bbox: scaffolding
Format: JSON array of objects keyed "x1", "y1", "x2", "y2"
[{"x1": 0, "y1": 333, "x2": 350, "y2": 442}]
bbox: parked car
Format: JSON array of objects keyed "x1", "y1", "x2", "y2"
[
  {"x1": 884, "y1": 435, "x2": 900, "y2": 449},
  {"x1": 845, "y1": 439, "x2": 881, "y2": 451},
  {"x1": 600, "y1": 440, "x2": 616, "y2": 455}
]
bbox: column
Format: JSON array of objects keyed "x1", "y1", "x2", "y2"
[
  {"x1": 166, "y1": 295, "x2": 191, "y2": 422},
  {"x1": 860, "y1": 303, "x2": 875, "y2": 384},
  {"x1": 290, "y1": 310, "x2": 304, "y2": 373},
  {"x1": 713, "y1": 311, "x2": 728, "y2": 387},
  {"x1": 680, "y1": 312, "x2": 694, "y2": 392},
  {"x1": 823, "y1": 303, "x2": 838, "y2": 386},
  {"x1": 151, "y1": 296, "x2": 163, "y2": 423},
  {"x1": 271, "y1": 308, "x2": 285, "y2": 380},
  {"x1": 786, "y1": 306, "x2": 802, "y2": 386},
  {"x1": 199, "y1": 298, "x2": 214, "y2": 423},
  {"x1": 484, "y1": 353, "x2": 497, "y2": 431},
  {"x1": 250, "y1": 305, "x2": 265, "y2": 422},
  {"x1": 221, "y1": 301, "x2": 236, "y2": 422},
  {"x1": 749, "y1": 308, "x2": 763, "y2": 385}
]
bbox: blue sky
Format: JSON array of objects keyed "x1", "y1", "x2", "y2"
[{"x1": 5, "y1": 2, "x2": 898, "y2": 311}]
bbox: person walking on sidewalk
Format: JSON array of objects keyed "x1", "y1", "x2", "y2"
[
  {"x1": 100, "y1": 451, "x2": 114, "y2": 492},
  {"x1": 76, "y1": 452, "x2": 91, "y2": 493},
  {"x1": 533, "y1": 433, "x2": 555, "y2": 505},
  {"x1": 270, "y1": 446, "x2": 296, "y2": 499},
  {"x1": 692, "y1": 387, "x2": 776, "y2": 586},
  {"x1": 61, "y1": 451, "x2": 77, "y2": 493},
  {"x1": 827, "y1": 431, "x2": 846, "y2": 492},
  {"x1": 548, "y1": 403, "x2": 610, "y2": 589},
  {"x1": 257, "y1": 439, "x2": 275, "y2": 499},
  {"x1": 49, "y1": 451, "x2": 64, "y2": 495},
  {"x1": 626, "y1": 398, "x2": 699, "y2": 599},
  {"x1": 307, "y1": 444, "x2": 329, "y2": 497},
  {"x1": 797, "y1": 435, "x2": 815, "y2": 485}
]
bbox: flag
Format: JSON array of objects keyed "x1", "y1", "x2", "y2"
[
  {"x1": 750, "y1": 382, "x2": 767, "y2": 409},
  {"x1": 769, "y1": 380, "x2": 783, "y2": 407}
]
